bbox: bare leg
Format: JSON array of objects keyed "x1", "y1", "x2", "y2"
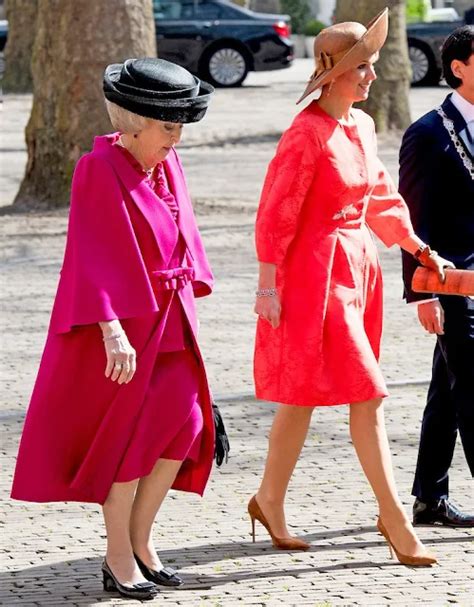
[
  {"x1": 102, "y1": 479, "x2": 149, "y2": 585},
  {"x1": 256, "y1": 404, "x2": 314, "y2": 538},
  {"x1": 350, "y1": 398, "x2": 428, "y2": 556},
  {"x1": 130, "y1": 458, "x2": 183, "y2": 570}
]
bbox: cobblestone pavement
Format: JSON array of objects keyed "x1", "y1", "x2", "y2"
[{"x1": 1, "y1": 61, "x2": 472, "y2": 606}]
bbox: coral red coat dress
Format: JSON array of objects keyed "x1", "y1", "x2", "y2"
[
  {"x1": 11, "y1": 134, "x2": 215, "y2": 504},
  {"x1": 254, "y1": 102, "x2": 415, "y2": 406}
]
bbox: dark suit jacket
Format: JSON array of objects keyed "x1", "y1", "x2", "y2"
[{"x1": 399, "y1": 93, "x2": 474, "y2": 303}]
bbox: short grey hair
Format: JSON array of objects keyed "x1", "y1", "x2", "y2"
[{"x1": 104, "y1": 99, "x2": 150, "y2": 134}]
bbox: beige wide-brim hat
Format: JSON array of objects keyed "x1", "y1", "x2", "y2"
[{"x1": 296, "y1": 8, "x2": 389, "y2": 105}]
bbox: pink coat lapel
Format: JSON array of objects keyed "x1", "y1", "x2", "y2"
[
  {"x1": 163, "y1": 149, "x2": 197, "y2": 260},
  {"x1": 94, "y1": 137, "x2": 178, "y2": 266}
]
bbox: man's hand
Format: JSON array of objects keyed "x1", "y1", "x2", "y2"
[{"x1": 418, "y1": 300, "x2": 445, "y2": 335}]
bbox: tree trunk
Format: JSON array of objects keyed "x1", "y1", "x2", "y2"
[
  {"x1": 14, "y1": 0, "x2": 156, "y2": 210},
  {"x1": 335, "y1": 0, "x2": 411, "y2": 132},
  {"x1": 2, "y1": 0, "x2": 38, "y2": 93}
]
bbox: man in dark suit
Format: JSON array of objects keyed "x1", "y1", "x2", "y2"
[{"x1": 399, "y1": 25, "x2": 474, "y2": 527}]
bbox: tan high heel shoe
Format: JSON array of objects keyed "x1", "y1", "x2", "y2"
[
  {"x1": 377, "y1": 518, "x2": 437, "y2": 566},
  {"x1": 247, "y1": 495, "x2": 310, "y2": 551}
]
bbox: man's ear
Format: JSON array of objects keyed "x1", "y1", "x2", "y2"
[{"x1": 450, "y1": 58, "x2": 465, "y2": 82}]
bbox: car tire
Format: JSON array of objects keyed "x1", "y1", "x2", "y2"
[
  {"x1": 408, "y1": 40, "x2": 441, "y2": 86},
  {"x1": 203, "y1": 45, "x2": 249, "y2": 88}
]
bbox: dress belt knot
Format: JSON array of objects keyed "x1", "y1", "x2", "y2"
[{"x1": 150, "y1": 267, "x2": 195, "y2": 291}]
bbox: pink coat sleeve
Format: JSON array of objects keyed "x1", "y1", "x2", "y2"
[
  {"x1": 255, "y1": 126, "x2": 319, "y2": 265},
  {"x1": 365, "y1": 125, "x2": 415, "y2": 248},
  {"x1": 49, "y1": 153, "x2": 158, "y2": 334}
]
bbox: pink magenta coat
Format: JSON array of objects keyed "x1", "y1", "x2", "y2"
[
  {"x1": 254, "y1": 102, "x2": 415, "y2": 407},
  {"x1": 11, "y1": 134, "x2": 215, "y2": 504}
]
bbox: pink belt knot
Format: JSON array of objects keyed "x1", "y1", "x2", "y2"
[{"x1": 150, "y1": 267, "x2": 195, "y2": 291}]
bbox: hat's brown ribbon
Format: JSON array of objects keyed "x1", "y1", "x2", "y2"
[{"x1": 309, "y1": 48, "x2": 350, "y2": 82}]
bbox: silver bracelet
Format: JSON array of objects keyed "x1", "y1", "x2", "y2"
[
  {"x1": 103, "y1": 332, "x2": 124, "y2": 342},
  {"x1": 255, "y1": 288, "x2": 277, "y2": 298}
]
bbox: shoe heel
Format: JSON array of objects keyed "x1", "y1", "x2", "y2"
[
  {"x1": 250, "y1": 515, "x2": 256, "y2": 543},
  {"x1": 102, "y1": 570, "x2": 116, "y2": 592},
  {"x1": 377, "y1": 517, "x2": 437, "y2": 567},
  {"x1": 388, "y1": 543, "x2": 394, "y2": 559}
]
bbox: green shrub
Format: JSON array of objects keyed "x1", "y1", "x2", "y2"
[
  {"x1": 303, "y1": 19, "x2": 327, "y2": 36},
  {"x1": 406, "y1": 0, "x2": 430, "y2": 23},
  {"x1": 280, "y1": 0, "x2": 311, "y2": 34}
]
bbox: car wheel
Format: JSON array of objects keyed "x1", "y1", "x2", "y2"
[
  {"x1": 205, "y1": 46, "x2": 249, "y2": 87},
  {"x1": 408, "y1": 40, "x2": 441, "y2": 86}
]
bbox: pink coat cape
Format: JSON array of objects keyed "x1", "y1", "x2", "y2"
[
  {"x1": 254, "y1": 103, "x2": 415, "y2": 406},
  {"x1": 11, "y1": 135, "x2": 215, "y2": 504}
]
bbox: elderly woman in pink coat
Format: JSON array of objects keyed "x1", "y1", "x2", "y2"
[{"x1": 11, "y1": 58, "x2": 224, "y2": 600}]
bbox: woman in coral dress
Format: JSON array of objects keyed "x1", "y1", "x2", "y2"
[
  {"x1": 11, "y1": 59, "x2": 220, "y2": 600},
  {"x1": 249, "y1": 10, "x2": 452, "y2": 566}
]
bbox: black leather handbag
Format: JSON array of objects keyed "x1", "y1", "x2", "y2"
[{"x1": 212, "y1": 401, "x2": 230, "y2": 467}]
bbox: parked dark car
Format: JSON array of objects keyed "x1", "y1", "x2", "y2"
[
  {"x1": 0, "y1": 2, "x2": 293, "y2": 88},
  {"x1": 407, "y1": 19, "x2": 462, "y2": 85},
  {"x1": 0, "y1": 20, "x2": 7, "y2": 52},
  {"x1": 153, "y1": 0, "x2": 293, "y2": 87},
  {"x1": 407, "y1": 9, "x2": 473, "y2": 86}
]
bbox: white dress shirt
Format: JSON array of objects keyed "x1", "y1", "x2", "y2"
[{"x1": 451, "y1": 90, "x2": 474, "y2": 156}]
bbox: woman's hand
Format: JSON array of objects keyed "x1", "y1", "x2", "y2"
[
  {"x1": 418, "y1": 248, "x2": 455, "y2": 282},
  {"x1": 255, "y1": 263, "x2": 281, "y2": 328},
  {"x1": 399, "y1": 237, "x2": 455, "y2": 282},
  {"x1": 254, "y1": 294, "x2": 282, "y2": 329},
  {"x1": 100, "y1": 321, "x2": 136, "y2": 384}
]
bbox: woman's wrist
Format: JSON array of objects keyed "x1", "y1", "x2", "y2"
[
  {"x1": 413, "y1": 243, "x2": 430, "y2": 260},
  {"x1": 99, "y1": 319, "x2": 124, "y2": 339},
  {"x1": 398, "y1": 234, "x2": 424, "y2": 255},
  {"x1": 415, "y1": 245, "x2": 440, "y2": 268},
  {"x1": 103, "y1": 332, "x2": 124, "y2": 342},
  {"x1": 256, "y1": 287, "x2": 277, "y2": 298},
  {"x1": 258, "y1": 262, "x2": 277, "y2": 291}
]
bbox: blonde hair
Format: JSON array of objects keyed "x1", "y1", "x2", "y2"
[{"x1": 104, "y1": 99, "x2": 150, "y2": 134}]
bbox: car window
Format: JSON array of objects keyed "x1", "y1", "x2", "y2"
[
  {"x1": 194, "y1": 2, "x2": 222, "y2": 20},
  {"x1": 153, "y1": 1, "x2": 194, "y2": 19},
  {"x1": 152, "y1": 0, "x2": 240, "y2": 21},
  {"x1": 214, "y1": 5, "x2": 241, "y2": 19}
]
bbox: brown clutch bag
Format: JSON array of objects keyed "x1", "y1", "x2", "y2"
[{"x1": 412, "y1": 267, "x2": 474, "y2": 296}]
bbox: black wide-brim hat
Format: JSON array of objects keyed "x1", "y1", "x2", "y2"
[{"x1": 103, "y1": 58, "x2": 214, "y2": 124}]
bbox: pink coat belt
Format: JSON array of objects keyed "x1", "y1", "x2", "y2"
[{"x1": 150, "y1": 267, "x2": 195, "y2": 291}]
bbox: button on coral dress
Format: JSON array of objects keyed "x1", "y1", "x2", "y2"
[
  {"x1": 254, "y1": 102, "x2": 415, "y2": 407},
  {"x1": 11, "y1": 134, "x2": 215, "y2": 504}
]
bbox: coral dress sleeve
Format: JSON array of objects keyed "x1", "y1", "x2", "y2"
[
  {"x1": 365, "y1": 125, "x2": 415, "y2": 248},
  {"x1": 255, "y1": 126, "x2": 319, "y2": 266},
  {"x1": 50, "y1": 154, "x2": 158, "y2": 334}
]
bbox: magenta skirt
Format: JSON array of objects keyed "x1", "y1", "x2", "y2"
[{"x1": 115, "y1": 346, "x2": 204, "y2": 482}]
